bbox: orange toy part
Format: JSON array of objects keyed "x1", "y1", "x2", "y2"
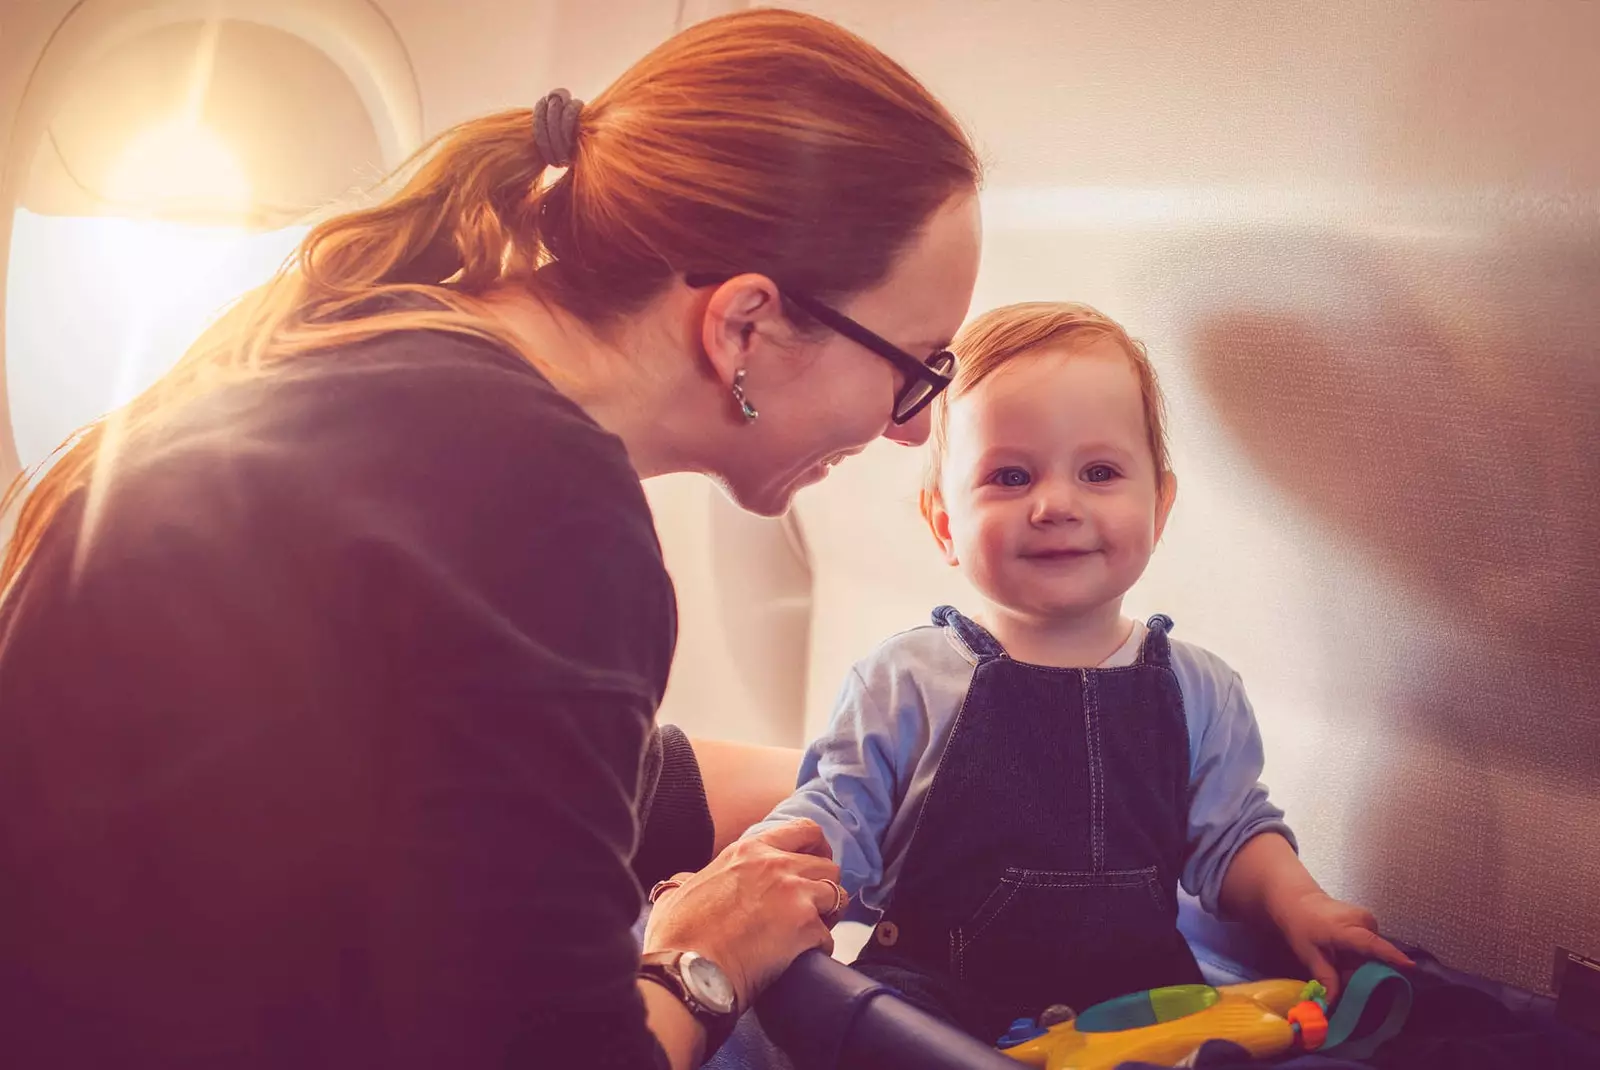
[{"x1": 1288, "y1": 1000, "x2": 1329, "y2": 1050}]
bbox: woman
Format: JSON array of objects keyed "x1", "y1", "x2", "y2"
[{"x1": 0, "y1": 9, "x2": 981, "y2": 1070}]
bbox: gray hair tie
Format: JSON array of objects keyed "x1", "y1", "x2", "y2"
[{"x1": 533, "y1": 88, "x2": 583, "y2": 168}]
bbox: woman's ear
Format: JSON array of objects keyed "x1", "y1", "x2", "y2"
[
  {"x1": 1154, "y1": 470, "x2": 1179, "y2": 543},
  {"x1": 695, "y1": 273, "x2": 785, "y2": 390},
  {"x1": 921, "y1": 488, "x2": 960, "y2": 566}
]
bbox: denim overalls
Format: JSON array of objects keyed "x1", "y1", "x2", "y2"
[{"x1": 852, "y1": 606, "x2": 1205, "y2": 1042}]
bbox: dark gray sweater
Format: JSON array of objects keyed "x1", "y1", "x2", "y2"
[{"x1": 0, "y1": 325, "x2": 713, "y2": 1068}]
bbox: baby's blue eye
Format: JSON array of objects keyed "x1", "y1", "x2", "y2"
[
  {"x1": 993, "y1": 468, "x2": 1031, "y2": 488},
  {"x1": 1084, "y1": 464, "x2": 1118, "y2": 484}
]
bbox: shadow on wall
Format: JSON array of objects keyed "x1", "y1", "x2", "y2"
[{"x1": 1143, "y1": 218, "x2": 1600, "y2": 991}]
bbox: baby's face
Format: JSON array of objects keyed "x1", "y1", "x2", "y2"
[{"x1": 932, "y1": 338, "x2": 1173, "y2": 623}]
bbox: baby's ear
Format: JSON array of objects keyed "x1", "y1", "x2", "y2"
[
  {"x1": 920, "y1": 489, "x2": 960, "y2": 567},
  {"x1": 1154, "y1": 470, "x2": 1179, "y2": 543}
]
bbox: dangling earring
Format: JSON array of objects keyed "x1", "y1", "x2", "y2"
[{"x1": 730, "y1": 368, "x2": 759, "y2": 422}]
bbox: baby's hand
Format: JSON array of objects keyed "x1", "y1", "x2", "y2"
[{"x1": 1273, "y1": 891, "x2": 1415, "y2": 1002}]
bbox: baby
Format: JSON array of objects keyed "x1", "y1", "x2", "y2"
[{"x1": 749, "y1": 302, "x2": 1411, "y2": 1044}]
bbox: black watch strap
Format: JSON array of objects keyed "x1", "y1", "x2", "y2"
[{"x1": 638, "y1": 953, "x2": 739, "y2": 1055}]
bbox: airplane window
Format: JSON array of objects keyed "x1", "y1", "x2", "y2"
[
  {"x1": 5, "y1": 18, "x2": 382, "y2": 470},
  {"x1": 6, "y1": 209, "x2": 309, "y2": 471}
]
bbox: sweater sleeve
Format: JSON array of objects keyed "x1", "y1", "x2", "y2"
[
  {"x1": 632, "y1": 724, "x2": 715, "y2": 888},
  {"x1": 743, "y1": 656, "x2": 923, "y2": 907},
  {"x1": 1171, "y1": 642, "x2": 1297, "y2": 915}
]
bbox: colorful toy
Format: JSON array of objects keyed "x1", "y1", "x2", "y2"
[{"x1": 995, "y1": 963, "x2": 1412, "y2": 1070}]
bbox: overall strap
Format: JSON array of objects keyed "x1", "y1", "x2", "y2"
[
  {"x1": 932, "y1": 605, "x2": 1007, "y2": 660},
  {"x1": 1141, "y1": 614, "x2": 1176, "y2": 668}
]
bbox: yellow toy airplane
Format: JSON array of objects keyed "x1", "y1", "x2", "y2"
[{"x1": 995, "y1": 963, "x2": 1411, "y2": 1070}]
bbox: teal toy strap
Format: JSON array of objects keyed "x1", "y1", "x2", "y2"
[{"x1": 1320, "y1": 962, "x2": 1413, "y2": 1059}]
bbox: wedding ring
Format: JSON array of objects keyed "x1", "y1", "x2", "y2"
[{"x1": 820, "y1": 877, "x2": 848, "y2": 922}]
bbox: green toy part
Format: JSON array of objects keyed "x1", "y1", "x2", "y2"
[{"x1": 1074, "y1": 984, "x2": 1220, "y2": 1034}]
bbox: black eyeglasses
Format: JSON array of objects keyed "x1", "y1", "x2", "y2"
[{"x1": 685, "y1": 273, "x2": 955, "y2": 424}]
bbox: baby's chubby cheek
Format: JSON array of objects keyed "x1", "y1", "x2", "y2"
[
  {"x1": 956, "y1": 521, "x2": 1004, "y2": 570},
  {"x1": 964, "y1": 528, "x2": 1022, "y2": 595}
]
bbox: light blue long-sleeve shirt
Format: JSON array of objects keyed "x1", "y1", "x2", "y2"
[{"x1": 748, "y1": 617, "x2": 1295, "y2": 917}]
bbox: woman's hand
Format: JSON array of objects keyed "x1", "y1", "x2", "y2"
[{"x1": 643, "y1": 818, "x2": 847, "y2": 1011}]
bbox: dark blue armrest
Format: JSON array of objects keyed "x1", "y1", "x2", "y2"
[{"x1": 754, "y1": 950, "x2": 1021, "y2": 1070}]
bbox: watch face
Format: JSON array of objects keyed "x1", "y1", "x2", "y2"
[{"x1": 679, "y1": 952, "x2": 737, "y2": 1016}]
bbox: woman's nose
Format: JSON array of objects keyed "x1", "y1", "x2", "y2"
[{"x1": 882, "y1": 405, "x2": 932, "y2": 447}]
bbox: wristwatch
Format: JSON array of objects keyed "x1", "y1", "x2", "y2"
[{"x1": 638, "y1": 950, "x2": 740, "y2": 1054}]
